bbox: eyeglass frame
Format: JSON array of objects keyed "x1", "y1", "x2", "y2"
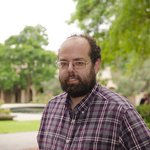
[{"x1": 56, "y1": 60, "x2": 89, "y2": 70}]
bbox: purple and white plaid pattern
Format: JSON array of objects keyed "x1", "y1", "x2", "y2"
[{"x1": 37, "y1": 84, "x2": 150, "y2": 150}]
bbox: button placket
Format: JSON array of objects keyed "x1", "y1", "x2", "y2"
[
  {"x1": 64, "y1": 115, "x2": 76, "y2": 149},
  {"x1": 66, "y1": 139, "x2": 70, "y2": 144}
]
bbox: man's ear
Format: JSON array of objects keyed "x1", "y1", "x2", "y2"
[{"x1": 94, "y1": 59, "x2": 101, "y2": 74}]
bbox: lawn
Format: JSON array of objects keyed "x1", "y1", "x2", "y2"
[{"x1": 0, "y1": 120, "x2": 40, "y2": 133}]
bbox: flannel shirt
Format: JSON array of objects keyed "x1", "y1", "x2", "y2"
[{"x1": 37, "y1": 84, "x2": 150, "y2": 150}]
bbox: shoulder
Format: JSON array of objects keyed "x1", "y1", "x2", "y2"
[
  {"x1": 43, "y1": 92, "x2": 67, "y2": 113},
  {"x1": 50, "y1": 92, "x2": 67, "y2": 103},
  {"x1": 94, "y1": 84, "x2": 134, "y2": 112}
]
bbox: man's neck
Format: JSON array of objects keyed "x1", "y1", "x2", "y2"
[{"x1": 70, "y1": 95, "x2": 86, "y2": 110}]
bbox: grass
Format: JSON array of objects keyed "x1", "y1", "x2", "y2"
[{"x1": 0, "y1": 120, "x2": 40, "y2": 133}]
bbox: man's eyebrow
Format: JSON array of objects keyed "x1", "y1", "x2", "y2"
[
  {"x1": 73, "y1": 58, "x2": 85, "y2": 61},
  {"x1": 59, "y1": 58, "x2": 85, "y2": 61},
  {"x1": 59, "y1": 59, "x2": 67, "y2": 61}
]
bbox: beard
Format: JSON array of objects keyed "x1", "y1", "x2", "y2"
[{"x1": 59, "y1": 68, "x2": 96, "y2": 98}]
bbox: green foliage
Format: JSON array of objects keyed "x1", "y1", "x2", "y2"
[
  {"x1": 103, "y1": 0, "x2": 150, "y2": 70},
  {"x1": 5, "y1": 25, "x2": 48, "y2": 48},
  {"x1": 0, "y1": 101, "x2": 11, "y2": 116},
  {"x1": 0, "y1": 99, "x2": 4, "y2": 105},
  {"x1": 0, "y1": 120, "x2": 40, "y2": 133},
  {"x1": 70, "y1": 0, "x2": 150, "y2": 95},
  {"x1": 32, "y1": 77, "x2": 63, "y2": 104},
  {"x1": 42, "y1": 77, "x2": 63, "y2": 96},
  {"x1": 32, "y1": 93, "x2": 52, "y2": 104},
  {"x1": 0, "y1": 108, "x2": 13, "y2": 121},
  {"x1": 70, "y1": 0, "x2": 150, "y2": 70},
  {"x1": 70, "y1": 0, "x2": 117, "y2": 37},
  {"x1": 0, "y1": 108, "x2": 10, "y2": 115},
  {"x1": 0, "y1": 25, "x2": 57, "y2": 91},
  {"x1": 112, "y1": 59, "x2": 150, "y2": 96},
  {"x1": 136, "y1": 104, "x2": 150, "y2": 125}
]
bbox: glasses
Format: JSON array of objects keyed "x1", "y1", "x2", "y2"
[{"x1": 57, "y1": 60, "x2": 89, "y2": 70}]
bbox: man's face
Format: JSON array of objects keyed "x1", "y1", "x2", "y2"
[{"x1": 58, "y1": 37, "x2": 99, "y2": 98}]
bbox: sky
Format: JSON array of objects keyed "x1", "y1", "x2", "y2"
[{"x1": 0, "y1": 0, "x2": 81, "y2": 51}]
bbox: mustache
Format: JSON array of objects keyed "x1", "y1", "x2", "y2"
[{"x1": 65, "y1": 74, "x2": 81, "y2": 82}]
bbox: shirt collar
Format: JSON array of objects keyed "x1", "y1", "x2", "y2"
[{"x1": 65, "y1": 83, "x2": 99, "y2": 115}]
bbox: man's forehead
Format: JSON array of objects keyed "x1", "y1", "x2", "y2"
[
  {"x1": 60, "y1": 36, "x2": 89, "y2": 50},
  {"x1": 58, "y1": 36, "x2": 91, "y2": 59}
]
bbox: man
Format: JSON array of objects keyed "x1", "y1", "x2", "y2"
[{"x1": 37, "y1": 34, "x2": 150, "y2": 150}]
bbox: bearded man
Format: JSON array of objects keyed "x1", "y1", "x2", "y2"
[{"x1": 37, "y1": 34, "x2": 150, "y2": 150}]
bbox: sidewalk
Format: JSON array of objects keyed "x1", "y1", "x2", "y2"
[
  {"x1": 0, "y1": 132, "x2": 38, "y2": 150},
  {"x1": 11, "y1": 113, "x2": 42, "y2": 121},
  {"x1": 0, "y1": 104, "x2": 43, "y2": 149}
]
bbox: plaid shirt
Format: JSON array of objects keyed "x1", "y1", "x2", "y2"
[{"x1": 37, "y1": 84, "x2": 150, "y2": 150}]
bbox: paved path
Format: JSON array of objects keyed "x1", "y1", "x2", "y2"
[
  {"x1": 11, "y1": 113, "x2": 42, "y2": 121},
  {"x1": 0, "y1": 104, "x2": 43, "y2": 149},
  {"x1": 0, "y1": 132, "x2": 38, "y2": 150}
]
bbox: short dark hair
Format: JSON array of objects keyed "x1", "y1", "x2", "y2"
[{"x1": 68, "y1": 34, "x2": 101, "y2": 64}]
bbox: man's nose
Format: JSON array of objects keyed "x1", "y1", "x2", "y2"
[{"x1": 67, "y1": 62, "x2": 74, "y2": 72}]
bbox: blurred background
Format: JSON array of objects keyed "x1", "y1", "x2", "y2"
[{"x1": 0, "y1": 0, "x2": 149, "y2": 149}]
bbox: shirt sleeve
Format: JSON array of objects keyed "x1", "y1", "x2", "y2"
[{"x1": 119, "y1": 108, "x2": 150, "y2": 149}]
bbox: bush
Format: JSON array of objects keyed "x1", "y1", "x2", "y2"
[
  {"x1": 0, "y1": 108, "x2": 10, "y2": 115},
  {"x1": 0, "y1": 108, "x2": 14, "y2": 121},
  {"x1": 32, "y1": 93, "x2": 52, "y2": 104},
  {"x1": 0, "y1": 99, "x2": 4, "y2": 105},
  {"x1": 136, "y1": 104, "x2": 150, "y2": 128}
]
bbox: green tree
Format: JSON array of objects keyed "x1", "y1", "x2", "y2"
[
  {"x1": 0, "y1": 44, "x2": 18, "y2": 90},
  {"x1": 70, "y1": 0, "x2": 150, "y2": 68},
  {"x1": 112, "y1": 59, "x2": 150, "y2": 96},
  {"x1": 0, "y1": 25, "x2": 57, "y2": 101},
  {"x1": 70, "y1": 0, "x2": 150, "y2": 95},
  {"x1": 103, "y1": 0, "x2": 150, "y2": 72},
  {"x1": 69, "y1": 0, "x2": 117, "y2": 39}
]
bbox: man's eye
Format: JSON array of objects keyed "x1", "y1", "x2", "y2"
[
  {"x1": 60, "y1": 62, "x2": 68, "y2": 66},
  {"x1": 75, "y1": 61, "x2": 85, "y2": 66}
]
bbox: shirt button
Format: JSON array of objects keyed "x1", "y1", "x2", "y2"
[
  {"x1": 66, "y1": 139, "x2": 70, "y2": 144},
  {"x1": 81, "y1": 111, "x2": 84, "y2": 114},
  {"x1": 71, "y1": 119, "x2": 75, "y2": 123}
]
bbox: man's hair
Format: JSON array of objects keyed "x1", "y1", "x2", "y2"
[{"x1": 68, "y1": 34, "x2": 101, "y2": 64}]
